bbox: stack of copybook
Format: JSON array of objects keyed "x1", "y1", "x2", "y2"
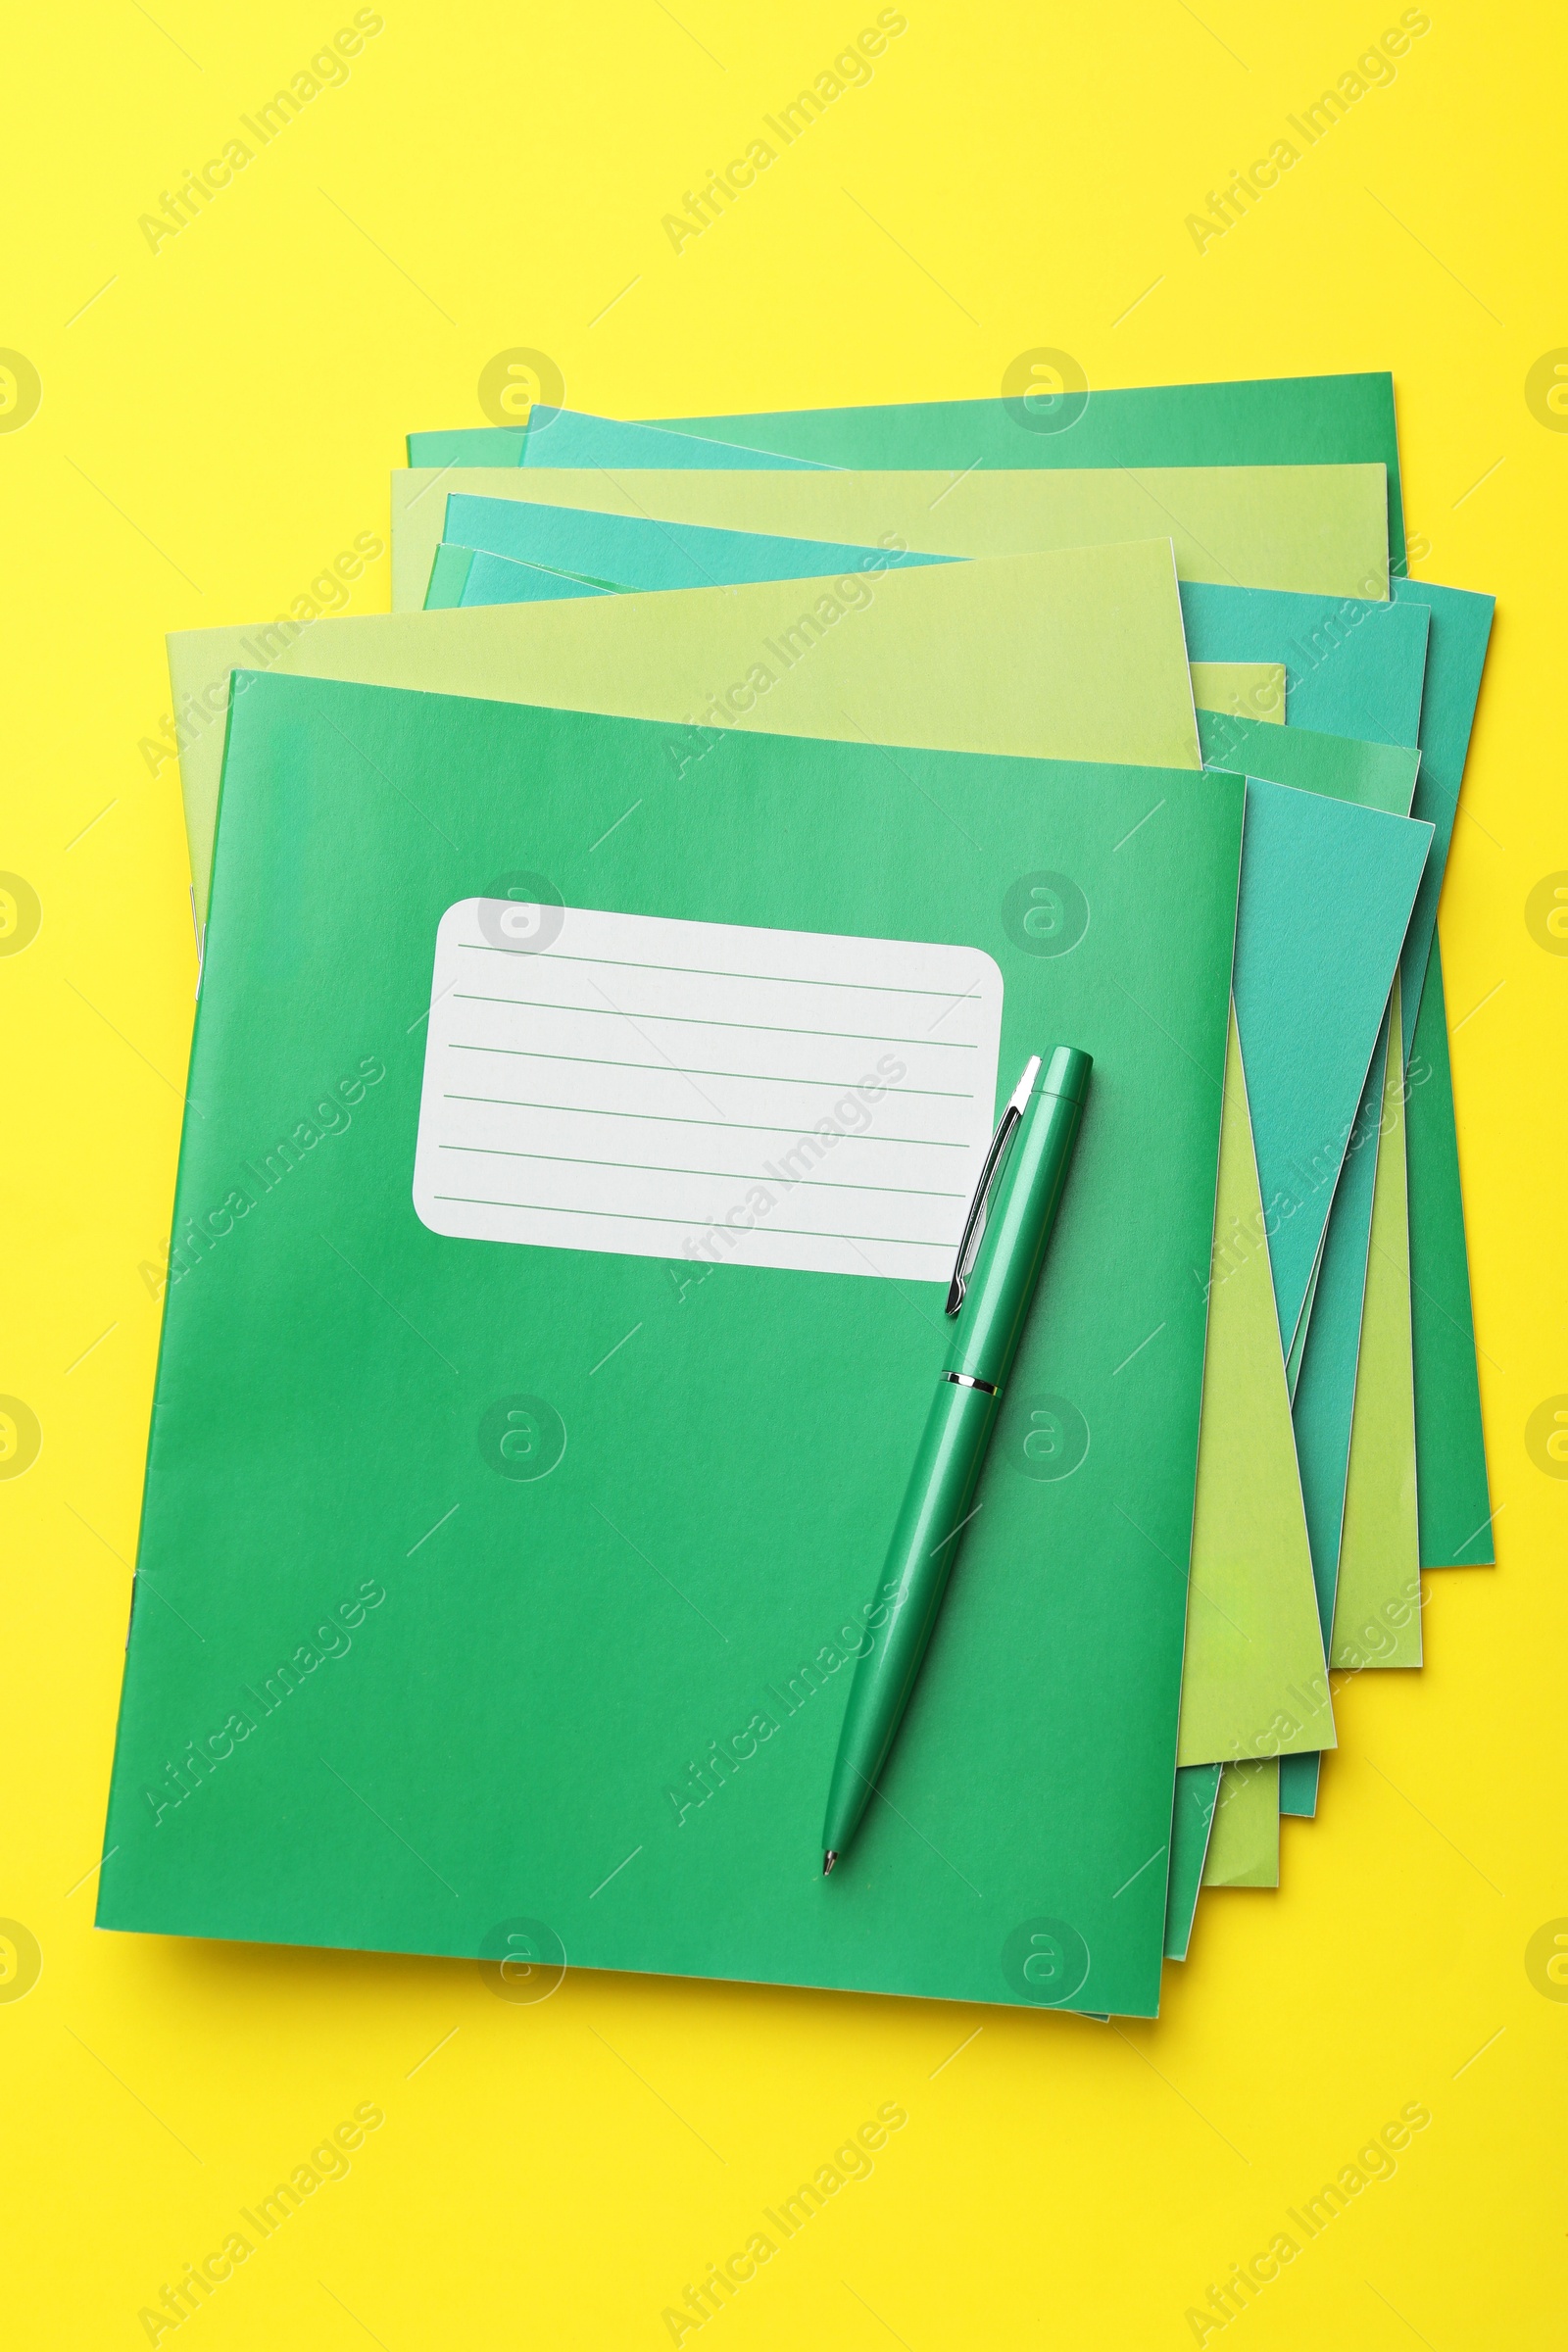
[{"x1": 98, "y1": 373, "x2": 1494, "y2": 2022}]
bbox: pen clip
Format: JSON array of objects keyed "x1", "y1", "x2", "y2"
[{"x1": 946, "y1": 1055, "x2": 1040, "y2": 1317}]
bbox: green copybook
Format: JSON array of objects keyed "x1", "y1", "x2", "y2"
[
  {"x1": 99, "y1": 674, "x2": 1245, "y2": 2021},
  {"x1": 1406, "y1": 946, "x2": 1490, "y2": 1568},
  {"x1": 1198, "y1": 709, "x2": 1420, "y2": 817}
]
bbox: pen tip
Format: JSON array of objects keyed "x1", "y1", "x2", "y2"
[{"x1": 822, "y1": 1851, "x2": 838, "y2": 1877}]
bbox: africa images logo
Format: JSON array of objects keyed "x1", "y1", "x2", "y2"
[{"x1": 478, "y1": 1395, "x2": 567, "y2": 1482}]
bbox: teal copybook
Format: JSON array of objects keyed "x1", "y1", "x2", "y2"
[
  {"x1": 99, "y1": 674, "x2": 1244, "y2": 2020},
  {"x1": 424, "y1": 543, "x2": 613, "y2": 609},
  {"x1": 433, "y1": 492, "x2": 948, "y2": 599}
]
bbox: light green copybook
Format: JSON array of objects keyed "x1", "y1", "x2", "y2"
[
  {"x1": 172, "y1": 540, "x2": 1207, "y2": 935},
  {"x1": 1177, "y1": 1015, "x2": 1328, "y2": 1770},
  {"x1": 388, "y1": 462, "x2": 1390, "y2": 612},
  {"x1": 1191, "y1": 665, "x2": 1285, "y2": 722},
  {"x1": 1202, "y1": 1760, "x2": 1282, "y2": 1889}
]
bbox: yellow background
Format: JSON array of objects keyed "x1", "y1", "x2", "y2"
[{"x1": 4, "y1": 2, "x2": 1563, "y2": 2342}]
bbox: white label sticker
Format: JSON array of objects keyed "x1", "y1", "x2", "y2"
[{"x1": 413, "y1": 902, "x2": 1004, "y2": 1282}]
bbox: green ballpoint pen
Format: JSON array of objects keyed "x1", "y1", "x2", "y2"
[{"x1": 820, "y1": 1044, "x2": 1093, "y2": 1876}]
